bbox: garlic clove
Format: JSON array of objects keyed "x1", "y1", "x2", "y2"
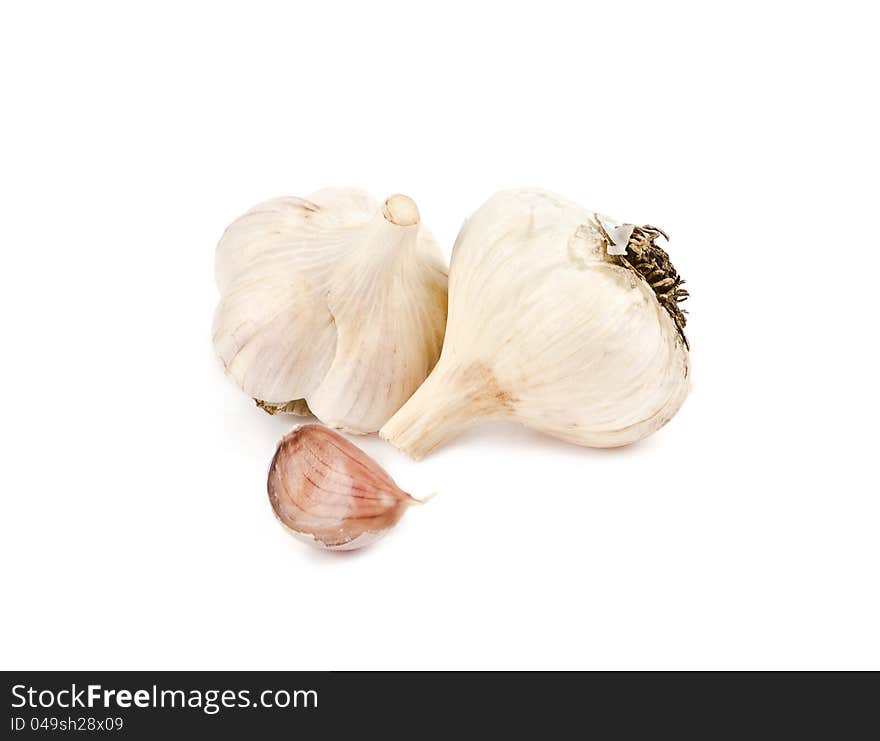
[
  {"x1": 213, "y1": 273, "x2": 337, "y2": 404},
  {"x1": 213, "y1": 188, "x2": 447, "y2": 433},
  {"x1": 380, "y1": 188, "x2": 690, "y2": 460},
  {"x1": 303, "y1": 195, "x2": 447, "y2": 433},
  {"x1": 267, "y1": 425, "x2": 419, "y2": 551}
]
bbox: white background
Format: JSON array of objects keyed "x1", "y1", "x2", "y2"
[{"x1": 2, "y1": 1, "x2": 878, "y2": 670}]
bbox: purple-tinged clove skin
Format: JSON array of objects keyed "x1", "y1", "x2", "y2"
[{"x1": 268, "y1": 425, "x2": 419, "y2": 550}]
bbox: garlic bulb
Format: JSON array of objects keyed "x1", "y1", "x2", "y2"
[
  {"x1": 380, "y1": 189, "x2": 690, "y2": 459},
  {"x1": 213, "y1": 188, "x2": 448, "y2": 433},
  {"x1": 268, "y1": 425, "x2": 419, "y2": 550}
]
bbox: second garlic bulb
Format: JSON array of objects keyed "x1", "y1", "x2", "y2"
[
  {"x1": 213, "y1": 188, "x2": 448, "y2": 433},
  {"x1": 380, "y1": 189, "x2": 690, "y2": 459}
]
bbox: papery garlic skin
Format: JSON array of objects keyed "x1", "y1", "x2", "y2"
[
  {"x1": 380, "y1": 189, "x2": 690, "y2": 459},
  {"x1": 213, "y1": 189, "x2": 447, "y2": 433},
  {"x1": 268, "y1": 425, "x2": 417, "y2": 550}
]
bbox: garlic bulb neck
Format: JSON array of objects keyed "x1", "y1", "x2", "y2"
[
  {"x1": 366, "y1": 198, "x2": 421, "y2": 264},
  {"x1": 379, "y1": 357, "x2": 508, "y2": 459}
]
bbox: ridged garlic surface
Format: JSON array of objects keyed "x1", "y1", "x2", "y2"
[
  {"x1": 380, "y1": 189, "x2": 690, "y2": 459},
  {"x1": 213, "y1": 188, "x2": 448, "y2": 433}
]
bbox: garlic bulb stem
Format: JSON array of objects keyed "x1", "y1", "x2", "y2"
[{"x1": 383, "y1": 194, "x2": 420, "y2": 226}]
